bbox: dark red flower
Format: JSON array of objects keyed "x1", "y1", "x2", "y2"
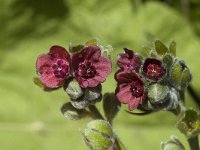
[
  {"x1": 115, "y1": 71, "x2": 144, "y2": 110},
  {"x1": 142, "y1": 58, "x2": 165, "y2": 81},
  {"x1": 36, "y1": 45, "x2": 71, "y2": 88},
  {"x1": 117, "y1": 48, "x2": 141, "y2": 72},
  {"x1": 72, "y1": 46, "x2": 112, "y2": 88}
]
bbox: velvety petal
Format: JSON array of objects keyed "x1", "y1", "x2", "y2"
[
  {"x1": 116, "y1": 71, "x2": 142, "y2": 84},
  {"x1": 36, "y1": 54, "x2": 53, "y2": 73},
  {"x1": 117, "y1": 55, "x2": 130, "y2": 69},
  {"x1": 40, "y1": 68, "x2": 64, "y2": 88},
  {"x1": 81, "y1": 46, "x2": 101, "y2": 61},
  {"x1": 72, "y1": 45, "x2": 101, "y2": 71},
  {"x1": 95, "y1": 57, "x2": 112, "y2": 79},
  {"x1": 128, "y1": 97, "x2": 142, "y2": 110},
  {"x1": 49, "y1": 45, "x2": 70, "y2": 60},
  {"x1": 116, "y1": 84, "x2": 133, "y2": 104},
  {"x1": 117, "y1": 48, "x2": 141, "y2": 71},
  {"x1": 86, "y1": 78, "x2": 99, "y2": 87}
]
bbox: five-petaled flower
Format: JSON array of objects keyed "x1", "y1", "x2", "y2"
[
  {"x1": 142, "y1": 58, "x2": 165, "y2": 81},
  {"x1": 36, "y1": 45, "x2": 71, "y2": 88},
  {"x1": 117, "y1": 48, "x2": 141, "y2": 72},
  {"x1": 115, "y1": 71, "x2": 145, "y2": 110},
  {"x1": 72, "y1": 46, "x2": 112, "y2": 88}
]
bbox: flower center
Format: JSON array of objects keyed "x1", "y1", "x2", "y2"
[
  {"x1": 52, "y1": 59, "x2": 69, "y2": 78},
  {"x1": 146, "y1": 64, "x2": 164, "y2": 80},
  {"x1": 130, "y1": 81, "x2": 144, "y2": 97},
  {"x1": 78, "y1": 61, "x2": 96, "y2": 79}
]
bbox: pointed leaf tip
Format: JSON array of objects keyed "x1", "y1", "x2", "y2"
[{"x1": 155, "y1": 40, "x2": 168, "y2": 55}]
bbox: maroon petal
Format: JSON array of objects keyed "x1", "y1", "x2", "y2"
[
  {"x1": 36, "y1": 54, "x2": 53, "y2": 74},
  {"x1": 116, "y1": 71, "x2": 142, "y2": 85},
  {"x1": 128, "y1": 97, "x2": 142, "y2": 110},
  {"x1": 49, "y1": 45, "x2": 70, "y2": 60},
  {"x1": 116, "y1": 84, "x2": 133, "y2": 104},
  {"x1": 95, "y1": 57, "x2": 112, "y2": 79},
  {"x1": 40, "y1": 68, "x2": 64, "y2": 88},
  {"x1": 81, "y1": 46, "x2": 101, "y2": 61}
]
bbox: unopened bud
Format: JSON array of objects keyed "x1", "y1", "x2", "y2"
[
  {"x1": 65, "y1": 80, "x2": 83, "y2": 100},
  {"x1": 83, "y1": 120, "x2": 115, "y2": 150}
]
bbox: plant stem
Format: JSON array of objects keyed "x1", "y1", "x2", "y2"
[
  {"x1": 188, "y1": 136, "x2": 200, "y2": 150},
  {"x1": 88, "y1": 105, "x2": 104, "y2": 120},
  {"x1": 188, "y1": 85, "x2": 200, "y2": 108}
]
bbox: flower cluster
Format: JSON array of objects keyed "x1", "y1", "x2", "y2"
[
  {"x1": 115, "y1": 40, "x2": 191, "y2": 112},
  {"x1": 35, "y1": 39, "x2": 112, "y2": 109}
]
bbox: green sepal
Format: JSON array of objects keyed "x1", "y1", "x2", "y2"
[
  {"x1": 142, "y1": 45, "x2": 151, "y2": 56},
  {"x1": 170, "y1": 62, "x2": 182, "y2": 90},
  {"x1": 33, "y1": 77, "x2": 44, "y2": 88},
  {"x1": 69, "y1": 44, "x2": 84, "y2": 53},
  {"x1": 155, "y1": 40, "x2": 168, "y2": 55},
  {"x1": 162, "y1": 53, "x2": 174, "y2": 74},
  {"x1": 169, "y1": 40, "x2": 176, "y2": 56},
  {"x1": 181, "y1": 68, "x2": 192, "y2": 88},
  {"x1": 150, "y1": 49, "x2": 158, "y2": 57},
  {"x1": 100, "y1": 45, "x2": 113, "y2": 59},
  {"x1": 85, "y1": 38, "x2": 98, "y2": 46}
]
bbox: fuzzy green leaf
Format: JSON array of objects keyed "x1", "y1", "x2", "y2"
[
  {"x1": 61, "y1": 102, "x2": 90, "y2": 121},
  {"x1": 169, "y1": 40, "x2": 176, "y2": 56},
  {"x1": 155, "y1": 40, "x2": 168, "y2": 55},
  {"x1": 103, "y1": 93, "x2": 121, "y2": 123}
]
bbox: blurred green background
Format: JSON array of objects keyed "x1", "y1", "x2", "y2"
[{"x1": 0, "y1": 0, "x2": 200, "y2": 149}]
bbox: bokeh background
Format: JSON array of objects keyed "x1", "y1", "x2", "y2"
[{"x1": 0, "y1": 0, "x2": 200, "y2": 149}]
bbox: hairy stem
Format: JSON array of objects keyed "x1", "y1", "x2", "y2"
[
  {"x1": 88, "y1": 105, "x2": 104, "y2": 120},
  {"x1": 179, "y1": 90, "x2": 200, "y2": 150},
  {"x1": 188, "y1": 136, "x2": 199, "y2": 150},
  {"x1": 188, "y1": 85, "x2": 200, "y2": 108}
]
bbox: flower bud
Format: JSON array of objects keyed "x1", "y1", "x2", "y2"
[
  {"x1": 170, "y1": 60, "x2": 191, "y2": 90},
  {"x1": 83, "y1": 120, "x2": 115, "y2": 150},
  {"x1": 64, "y1": 79, "x2": 84, "y2": 100},
  {"x1": 71, "y1": 85, "x2": 102, "y2": 109},
  {"x1": 147, "y1": 83, "x2": 170, "y2": 109},
  {"x1": 161, "y1": 135, "x2": 185, "y2": 150},
  {"x1": 176, "y1": 109, "x2": 200, "y2": 139}
]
